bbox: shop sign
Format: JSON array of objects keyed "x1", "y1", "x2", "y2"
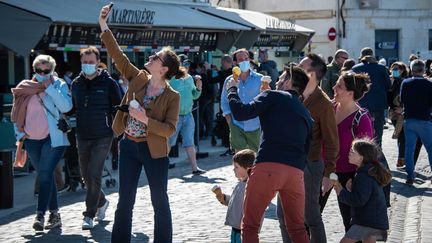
[
  {"x1": 376, "y1": 42, "x2": 397, "y2": 49},
  {"x1": 266, "y1": 18, "x2": 295, "y2": 30},
  {"x1": 109, "y1": 8, "x2": 156, "y2": 25}
]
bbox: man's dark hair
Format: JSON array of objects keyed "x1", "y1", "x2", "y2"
[
  {"x1": 410, "y1": 59, "x2": 425, "y2": 76},
  {"x1": 307, "y1": 53, "x2": 327, "y2": 81},
  {"x1": 232, "y1": 48, "x2": 249, "y2": 62},
  {"x1": 232, "y1": 149, "x2": 255, "y2": 169}
]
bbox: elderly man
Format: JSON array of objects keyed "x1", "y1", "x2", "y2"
[
  {"x1": 321, "y1": 49, "x2": 349, "y2": 99},
  {"x1": 400, "y1": 59, "x2": 432, "y2": 185}
]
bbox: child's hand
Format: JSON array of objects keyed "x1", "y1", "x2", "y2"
[
  {"x1": 346, "y1": 179, "x2": 353, "y2": 192},
  {"x1": 216, "y1": 193, "x2": 226, "y2": 205}
]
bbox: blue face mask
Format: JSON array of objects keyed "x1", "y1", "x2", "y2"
[
  {"x1": 35, "y1": 73, "x2": 47, "y2": 82},
  {"x1": 392, "y1": 70, "x2": 400, "y2": 78},
  {"x1": 239, "y1": 60, "x2": 250, "y2": 73},
  {"x1": 212, "y1": 70, "x2": 218, "y2": 78},
  {"x1": 82, "y1": 64, "x2": 97, "y2": 76}
]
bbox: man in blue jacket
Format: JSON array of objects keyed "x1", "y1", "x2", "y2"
[
  {"x1": 71, "y1": 46, "x2": 121, "y2": 230},
  {"x1": 400, "y1": 59, "x2": 432, "y2": 185},
  {"x1": 352, "y1": 47, "x2": 391, "y2": 147}
]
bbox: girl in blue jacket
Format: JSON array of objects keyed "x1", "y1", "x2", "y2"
[{"x1": 334, "y1": 138, "x2": 392, "y2": 243}]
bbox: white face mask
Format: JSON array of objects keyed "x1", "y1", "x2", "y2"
[
  {"x1": 239, "y1": 60, "x2": 250, "y2": 72},
  {"x1": 81, "y1": 64, "x2": 97, "y2": 76}
]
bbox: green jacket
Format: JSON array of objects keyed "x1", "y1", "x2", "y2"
[
  {"x1": 321, "y1": 61, "x2": 340, "y2": 99},
  {"x1": 169, "y1": 75, "x2": 201, "y2": 115}
]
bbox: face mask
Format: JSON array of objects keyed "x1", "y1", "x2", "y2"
[
  {"x1": 82, "y1": 64, "x2": 97, "y2": 76},
  {"x1": 196, "y1": 68, "x2": 202, "y2": 74},
  {"x1": 212, "y1": 70, "x2": 218, "y2": 78},
  {"x1": 392, "y1": 70, "x2": 400, "y2": 78},
  {"x1": 239, "y1": 60, "x2": 250, "y2": 73},
  {"x1": 35, "y1": 73, "x2": 47, "y2": 82}
]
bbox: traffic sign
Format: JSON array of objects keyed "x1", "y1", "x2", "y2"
[{"x1": 328, "y1": 27, "x2": 336, "y2": 41}]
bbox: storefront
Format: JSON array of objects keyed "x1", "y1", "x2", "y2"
[{"x1": 0, "y1": 0, "x2": 315, "y2": 90}]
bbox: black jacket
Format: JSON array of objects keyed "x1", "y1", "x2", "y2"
[
  {"x1": 71, "y1": 70, "x2": 122, "y2": 140},
  {"x1": 339, "y1": 164, "x2": 389, "y2": 230}
]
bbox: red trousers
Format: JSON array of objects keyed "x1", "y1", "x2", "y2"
[{"x1": 241, "y1": 162, "x2": 309, "y2": 243}]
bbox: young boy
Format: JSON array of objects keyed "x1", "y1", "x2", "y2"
[{"x1": 212, "y1": 149, "x2": 255, "y2": 243}]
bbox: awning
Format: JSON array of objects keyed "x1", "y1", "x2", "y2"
[
  {"x1": 0, "y1": 2, "x2": 51, "y2": 56},
  {"x1": 0, "y1": 0, "x2": 249, "y2": 55},
  {"x1": 197, "y1": 6, "x2": 315, "y2": 51}
]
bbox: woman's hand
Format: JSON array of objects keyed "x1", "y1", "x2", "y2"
[
  {"x1": 226, "y1": 78, "x2": 239, "y2": 90},
  {"x1": 99, "y1": 4, "x2": 112, "y2": 32},
  {"x1": 129, "y1": 106, "x2": 149, "y2": 125}
]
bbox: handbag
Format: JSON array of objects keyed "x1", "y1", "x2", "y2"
[
  {"x1": 14, "y1": 141, "x2": 27, "y2": 168},
  {"x1": 37, "y1": 94, "x2": 71, "y2": 133}
]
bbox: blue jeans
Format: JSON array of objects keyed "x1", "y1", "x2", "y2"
[
  {"x1": 111, "y1": 138, "x2": 172, "y2": 243},
  {"x1": 24, "y1": 136, "x2": 66, "y2": 214},
  {"x1": 169, "y1": 113, "x2": 195, "y2": 148},
  {"x1": 404, "y1": 119, "x2": 432, "y2": 180},
  {"x1": 231, "y1": 227, "x2": 241, "y2": 243},
  {"x1": 369, "y1": 110, "x2": 385, "y2": 148}
]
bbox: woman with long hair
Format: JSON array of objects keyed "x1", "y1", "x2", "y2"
[{"x1": 99, "y1": 5, "x2": 181, "y2": 243}]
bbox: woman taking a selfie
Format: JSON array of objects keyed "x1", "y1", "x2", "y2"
[
  {"x1": 99, "y1": 4, "x2": 181, "y2": 243},
  {"x1": 11, "y1": 54, "x2": 72, "y2": 232}
]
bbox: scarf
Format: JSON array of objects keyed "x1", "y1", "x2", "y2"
[{"x1": 11, "y1": 79, "x2": 45, "y2": 132}]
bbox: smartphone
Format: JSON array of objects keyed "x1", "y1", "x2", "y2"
[{"x1": 108, "y1": 2, "x2": 114, "y2": 10}]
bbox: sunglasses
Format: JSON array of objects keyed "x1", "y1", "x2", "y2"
[
  {"x1": 150, "y1": 52, "x2": 167, "y2": 66},
  {"x1": 35, "y1": 68, "x2": 52, "y2": 75}
]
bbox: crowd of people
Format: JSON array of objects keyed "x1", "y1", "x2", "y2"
[{"x1": 8, "y1": 4, "x2": 432, "y2": 243}]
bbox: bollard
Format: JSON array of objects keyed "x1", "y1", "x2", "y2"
[{"x1": 0, "y1": 151, "x2": 13, "y2": 209}]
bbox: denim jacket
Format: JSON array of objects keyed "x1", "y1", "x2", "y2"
[{"x1": 14, "y1": 78, "x2": 73, "y2": 147}]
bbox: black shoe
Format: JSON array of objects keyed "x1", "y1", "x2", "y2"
[
  {"x1": 33, "y1": 214, "x2": 45, "y2": 232},
  {"x1": 169, "y1": 163, "x2": 176, "y2": 169},
  {"x1": 406, "y1": 178, "x2": 414, "y2": 185},
  {"x1": 220, "y1": 149, "x2": 233, "y2": 157},
  {"x1": 192, "y1": 168, "x2": 206, "y2": 175}
]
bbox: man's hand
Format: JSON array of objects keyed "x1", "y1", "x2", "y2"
[
  {"x1": 194, "y1": 75, "x2": 202, "y2": 91},
  {"x1": 321, "y1": 177, "x2": 333, "y2": 196},
  {"x1": 226, "y1": 78, "x2": 239, "y2": 90}
]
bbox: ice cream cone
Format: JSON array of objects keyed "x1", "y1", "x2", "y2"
[
  {"x1": 261, "y1": 76, "x2": 271, "y2": 91},
  {"x1": 232, "y1": 67, "x2": 241, "y2": 82}
]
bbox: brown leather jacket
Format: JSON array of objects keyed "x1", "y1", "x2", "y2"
[{"x1": 101, "y1": 30, "x2": 180, "y2": 159}]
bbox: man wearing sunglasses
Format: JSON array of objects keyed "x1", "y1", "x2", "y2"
[{"x1": 70, "y1": 46, "x2": 122, "y2": 230}]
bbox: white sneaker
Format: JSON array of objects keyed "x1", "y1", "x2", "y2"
[
  {"x1": 82, "y1": 216, "x2": 94, "y2": 230},
  {"x1": 95, "y1": 200, "x2": 109, "y2": 221}
]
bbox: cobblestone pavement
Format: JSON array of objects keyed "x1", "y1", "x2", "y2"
[{"x1": 0, "y1": 127, "x2": 431, "y2": 242}]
